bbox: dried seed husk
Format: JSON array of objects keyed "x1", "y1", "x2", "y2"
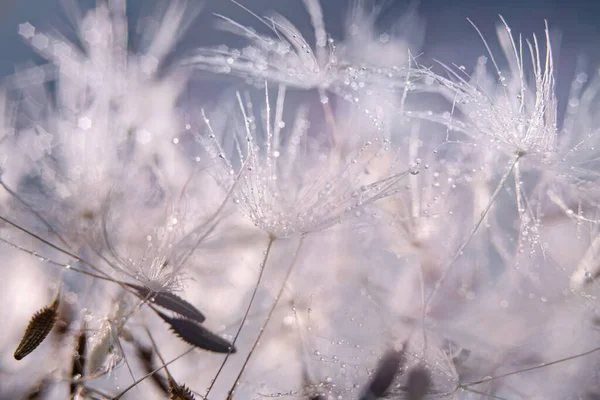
[
  {"x1": 14, "y1": 295, "x2": 60, "y2": 360},
  {"x1": 53, "y1": 301, "x2": 72, "y2": 339},
  {"x1": 154, "y1": 309, "x2": 235, "y2": 353},
  {"x1": 169, "y1": 378, "x2": 196, "y2": 400},
  {"x1": 406, "y1": 367, "x2": 431, "y2": 400},
  {"x1": 127, "y1": 283, "x2": 206, "y2": 323},
  {"x1": 70, "y1": 329, "x2": 87, "y2": 394},
  {"x1": 360, "y1": 347, "x2": 405, "y2": 400},
  {"x1": 84, "y1": 321, "x2": 122, "y2": 376}
]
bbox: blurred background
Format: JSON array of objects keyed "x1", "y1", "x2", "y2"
[
  {"x1": 0, "y1": 1, "x2": 599, "y2": 398},
  {"x1": 1, "y1": 0, "x2": 599, "y2": 111},
  {"x1": 1, "y1": 0, "x2": 599, "y2": 72}
]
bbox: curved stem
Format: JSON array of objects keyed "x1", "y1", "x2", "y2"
[
  {"x1": 0, "y1": 214, "x2": 111, "y2": 276},
  {"x1": 204, "y1": 235, "x2": 276, "y2": 399},
  {"x1": 178, "y1": 155, "x2": 251, "y2": 268},
  {"x1": 0, "y1": 178, "x2": 71, "y2": 249},
  {"x1": 425, "y1": 153, "x2": 521, "y2": 309},
  {"x1": 462, "y1": 345, "x2": 600, "y2": 388},
  {"x1": 227, "y1": 235, "x2": 305, "y2": 400},
  {"x1": 112, "y1": 347, "x2": 196, "y2": 400}
]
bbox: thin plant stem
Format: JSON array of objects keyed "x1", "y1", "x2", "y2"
[
  {"x1": 0, "y1": 214, "x2": 110, "y2": 278},
  {"x1": 0, "y1": 178, "x2": 71, "y2": 249},
  {"x1": 145, "y1": 327, "x2": 175, "y2": 383},
  {"x1": 0, "y1": 218, "x2": 143, "y2": 300},
  {"x1": 458, "y1": 386, "x2": 509, "y2": 400},
  {"x1": 81, "y1": 386, "x2": 113, "y2": 399},
  {"x1": 319, "y1": 87, "x2": 338, "y2": 147},
  {"x1": 425, "y1": 153, "x2": 521, "y2": 308},
  {"x1": 226, "y1": 235, "x2": 305, "y2": 400},
  {"x1": 178, "y1": 155, "x2": 251, "y2": 267},
  {"x1": 0, "y1": 236, "x2": 114, "y2": 282},
  {"x1": 112, "y1": 347, "x2": 196, "y2": 400},
  {"x1": 204, "y1": 235, "x2": 276, "y2": 399},
  {"x1": 462, "y1": 345, "x2": 600, "y2": 388}
]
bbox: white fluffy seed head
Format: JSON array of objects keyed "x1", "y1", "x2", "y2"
[
  {"x1": 184, "y1": 0, "x2": 335, "y2": 90},
  {"x1": 200, "y1": 90, "x2": 409, "y2": 238},
  {"x1": 118, "y1": 209, "x2": 187, "y2": 294},
  {"x1": 428, "y1": 18, "x2": 558, "y2": 159},
  {"x1": 183, "y1": 0, "x2": 415, "y2": 95},
  {"x1": 6, "y1": 0, "x2": 197, "y2": 248}
]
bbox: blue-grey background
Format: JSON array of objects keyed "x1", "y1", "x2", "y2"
[{"x1": 1, "y1": 0, "x2": 599, "y2": 107}]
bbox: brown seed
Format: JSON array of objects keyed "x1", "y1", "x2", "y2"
[
  {"x1": 360, "y1": 347, "x2": 406, "y2": 400},
  {"x1": 406, "y1": 366, "x2": 431, "y2": 400},
  {"x1": 153, "y1": 309, "x2": 235, "y2": 353},
  {"x1": 70, "y1": 329, "x2": 87, "y2": 394},
  {"x1": 169, "y1": 378, "x2": 196, "y2": 400},
  {"x1": 127, "y1": 283, "x2": 206, "y2": 323},
  {"x1": 14, "y1": 295, "x2": 60, "y2": 360}
]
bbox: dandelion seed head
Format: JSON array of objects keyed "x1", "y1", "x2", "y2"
[
  {"x1": 121, "y1": 212, "x2": 187, "y2": 294},
  {"x1": 187, "y1": 8, "x2": 335, "y2": 90},
  {"x1": 4, "y1": 1, "x2": 600, "y2": 398},
  {"x1": 3, "y1": 0, "x2": 198, "y2": 249},
  {"x1": 184, "y1": 0, "x2": 414, "y2": 97},
  {"x1": 429, "y1": 19, "x2": 558, "y2": 159},
  {"x1": 202, "y1": 92, "x2": 408, "y2": 238},
  {"x1": 13, "y1": 0, "x2": 192, "y2": 164}
]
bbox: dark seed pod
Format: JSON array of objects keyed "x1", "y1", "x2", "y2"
[
  {"x1": 360, "y1": 348, "x2": 406, "y2": 400},
  {"x1": 406, "y1": 366, "x2": 431, "y2": 400},
  {"x1": 14, "y1": 295, "x2": 60, "y2": 360},
  {"x1": 154, "y1": 309, "x2": 236, "y2": 354},
  {"x1": 70, "y1": 329, "x2": 87, "y2": 395},
  {"x1": 127, "y1": 283, "x2": 206, "y2": 323},
  {"x1": 169, "y1": 378, "x2": 196, "y2": 400}
]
